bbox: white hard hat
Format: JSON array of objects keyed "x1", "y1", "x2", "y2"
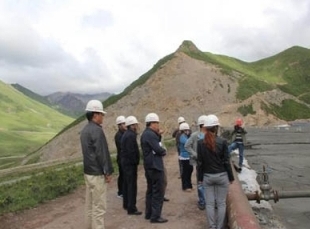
[
  {"x1": 204, "y1": 114, "x2": 220, "y2": 127},
  {"x1": 116, "y1": 116, "x2": 126, "y2": 125},
  {"x1": 145, "y1": 113, "x2": 160, "y2": 123},
  {"x1": 197, "y1": 115, "x2": 208, "y2": 125},
  {"x1": 125, "y1": 116, "x2": 139, "y2": 126},
  {"x1": 179, "y1": 122, "x2": 190, "y2": 131},
  {"x1": 85, "y1": 100, "x2": 106, "y2": 114},
  {"x1": 178, "y1": 117, "x2": 185, "y2": 124}
]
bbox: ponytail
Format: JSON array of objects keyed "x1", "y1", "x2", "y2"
[
  {"x1": 203, "y1": 126, "x2": 218, "y2": 153},
  {"x1": 203, "y1": 128, "x2": 216, "y2": 152}
]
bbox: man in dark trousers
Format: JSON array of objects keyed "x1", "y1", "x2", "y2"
[
  {"x1": 120, "y1": 116, "x2": 142, "y2": 215},
  {"x1": 114, "y1": 115, "x2": 126, "y2": 198},
  {"x1": 141, "y1": 113, "x2": 168, "y2": 223}
]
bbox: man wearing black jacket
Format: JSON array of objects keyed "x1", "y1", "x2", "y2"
[
  {"x1": 120, "y1": 116, "x2": 142, "y2": 215},
  {"x1": 141, "y1": 113, "x2": 168, "y2": 224},
  {"x1": 80, "y1": 100, "x2": 114, "y2": 229},
  {"x1": 114, "y1": 115, "x2": 126, "y2": 198}
]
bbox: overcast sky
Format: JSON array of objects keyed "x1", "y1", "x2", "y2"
[{"x1": 0, "y1": 0, "x2": 309, "y2": 95}]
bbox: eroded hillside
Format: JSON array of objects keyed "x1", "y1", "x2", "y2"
[{"x1": 30, "y1": 41, "x2": 310, "y2": 162}]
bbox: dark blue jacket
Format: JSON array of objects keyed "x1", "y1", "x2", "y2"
[
  {"x1": 140, "y1": 127, "x2": 166, "y2": 171},
  {"x1": 120, "y1": 129, "x2": 140, "y2": 166}
]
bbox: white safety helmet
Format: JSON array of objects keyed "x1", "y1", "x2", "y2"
[
  {"x1": 116, "y1": 116, "x2": 126, "y2": 125},
  {"x1": 85, "y1": 100, "x2": 106, "y2": 114},
  {"x1": 197, "y1": 115, "x2": 208, "y2": 125},
  {"x1": 179, "y1": 122, "x2": 190, "y2": 131},
  {"x1": 178, "y1": 116, "x2": 185, "y2": 124},
  {"x1": 204, "y1": 114, "x2": 220, "y2": 127},
  {"x1": 145, "y1": 113, "x2": 160, "y2": 123},
  {"x1": 125, "y1": 116, "x2": 139, "y2": 126}
]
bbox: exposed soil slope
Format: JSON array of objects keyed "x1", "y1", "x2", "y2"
[{"x1": 36, "y1": 47, "x2": 297, "y2": 162}]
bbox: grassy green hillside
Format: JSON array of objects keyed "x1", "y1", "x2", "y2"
[
  {"x1": 11, "y1": 84, "x2": 78, "y2": 118},
  {"x1": 172, "y1": 41, "x2": 310, "y2": 120},
  {"x1": 11, "y1": 84, "x2": 52, "y2": 107},
  {"x1": 250, "y1": 46, "x2": 310, "y2": 101},
  {"x1": 0, "y1": 81, "x2": 73, "y2": 167}
]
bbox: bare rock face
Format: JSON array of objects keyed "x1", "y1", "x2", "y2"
[{"x1": 37, "y1": 49, "x2": 296, "y2": 162}]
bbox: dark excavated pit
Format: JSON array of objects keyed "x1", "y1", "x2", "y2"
[{"x1": 244, "y1": 125, "x2": 310, "y2": 229}]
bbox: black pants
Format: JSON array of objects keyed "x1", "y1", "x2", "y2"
[
  {"x1": 145, "y1": 169, "x2": 165, "y2": 220},
  {"x1": 117, "y1": 160, "x2": 124, "y2": 196},
  {"x1": 122, "y1": 164, "x2": 138, "y2": 213},
  {"x1": 181, "y1": 160, "x2": 193, "y2": 190}
]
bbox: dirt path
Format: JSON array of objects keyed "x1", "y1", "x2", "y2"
[{"x1": 0, "y1": 149, "x2": 207, "y2": 229}]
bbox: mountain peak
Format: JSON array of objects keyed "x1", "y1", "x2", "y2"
[{"x1": 176, "y1": 40, "x2": 201, "y2": 53}]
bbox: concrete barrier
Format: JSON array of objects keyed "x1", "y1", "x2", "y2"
[{"x1": 226, "y1": 163, "x2": 261, "y2": 229}]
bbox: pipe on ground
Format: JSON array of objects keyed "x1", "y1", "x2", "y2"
[
  {"x1": 226, "y1": 162, "x2": 261, "y2": 229},
  {"x1": 247, "y1": 190, "x2": 310, "y2": 203}
]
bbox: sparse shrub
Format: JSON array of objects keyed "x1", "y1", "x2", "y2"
[{"x1": 237, "y1": 104, "x2": 256, "y2": 116}]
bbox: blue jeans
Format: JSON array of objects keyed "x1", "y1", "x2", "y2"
[
  {"x1": 228, "y1": 142, "x2": 244, "y2": 167},
  {"x1": 196, "y1": 167, "x2": 205, "y2": 206},
  {"x1": 198, "y1": 183, "x2": 205, "y2": 206}
]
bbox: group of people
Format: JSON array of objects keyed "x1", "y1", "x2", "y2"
[
  {"x1": 172, "y1": 115, "x2": 247, "y2": 229},
  {"x1": 114, "y1": 113, "x2": 168, "y2": 222},
  {"x1": 80, "y1": 99, "x2": 247, "y2": 229},
  {"x1": 80, "y1": 100, "x2": 168, "y2": 229}
]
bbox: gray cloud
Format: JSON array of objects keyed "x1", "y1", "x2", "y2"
[
  {"x1": 1, "y1": 0, "x2": 310, "y2": 96},
  {"x1": 0, "y1": 25, "x2": 111, "y2": 95},
  {"x1": 0, "y1": 22, "x2": 67, "y2": 67}
]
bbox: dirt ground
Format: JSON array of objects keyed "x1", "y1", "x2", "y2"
[{"x1": 0, "y1": 149, "x2": 208, "y2": 229}]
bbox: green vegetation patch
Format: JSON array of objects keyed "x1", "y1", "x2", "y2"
[
  {"x1": 0, "y1": 152, "x2": 116, "y2": 214},
  {"x1": 262, "y1": 99, "x2": 310, "y2": 121},
  {"x1": 0, "y1": 131, "x2": 55, "y2": 157},
  {"x1": 250, "y1": 46, "x2": 310, "y2": 95},
  {"x1": 236, "y1": 77, "x2": 274, "y2": 100},
  {"x1": 0, "y1": 165, "x2": 84, "y2": 214},
  {"x1": 0, "y1": 81, "x2": 73, "y2": 161},
  {"x1": 299, "y1": 92, "x2": 310, "y2": 104}
]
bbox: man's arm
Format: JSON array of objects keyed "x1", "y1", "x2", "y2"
[
  {"x1": 94, "y1": 128, "x2": 114, "y2": 175},
  {"x1": 146, "y1": 132, "x2": 166, "y2": 156},
  {"x1": 172, "y1": 129, "x2": 178, "y2": 138},
  {"x1": 185, "y1": 133, "x2": 197, "y2": 159},
  {"x1": 196, "y1": 141, "x2": 204, "y2": 182}
]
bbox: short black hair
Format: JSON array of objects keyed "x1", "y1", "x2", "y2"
[{"x1": 86, "y1": 112, "x2": 95, "y2": 121}]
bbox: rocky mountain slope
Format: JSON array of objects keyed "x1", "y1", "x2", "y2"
[
  {"x1": 30, "y1": 41, "x2": 310, "y2": 162},
  {"x1": 11, "y1": 83, "x2": 112, "y2": 118},
  {"x1": 45, "y1": 92, "x2": 111, "y2": 117}
]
